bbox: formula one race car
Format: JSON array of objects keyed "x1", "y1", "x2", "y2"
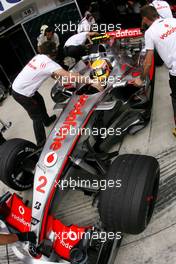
[{"x1": 0, "y1": 28, "x2": 160, "y2": 264}]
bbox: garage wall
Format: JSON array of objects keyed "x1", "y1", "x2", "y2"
[{"x1": 0, "y1": 0, "x2": 72, "y2": 23}]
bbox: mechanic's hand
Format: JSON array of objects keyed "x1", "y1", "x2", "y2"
[
  {"x1": 91, "y1": 82, "x2": 104, "y2": 92},
  {"x1": 128, "y1": 78, "x2": 144, "y2": 87},
  {"x1": 17, "y1": 231, "x2": 36, "y2": 243}
]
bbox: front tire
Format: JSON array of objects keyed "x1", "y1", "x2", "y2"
[
  {"x1": 98, "y1": 154, "x2": 160, "y2": 234},
  {"x1": 0, "y1": 139, "x2": 38, "y2": 191}
]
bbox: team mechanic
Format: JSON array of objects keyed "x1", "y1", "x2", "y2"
[
  {"x1": 130, "y1": 5, "x2": 176, "y2": 136},
  {"x1": 64, "y1": 32, "x2": 99, "y2": 62},
  {"x1": 12, "y1": 41, "x2": 103, "y2": 147},
  {"x1": 37, "y1": 26, "x2": 60, "y2": 54}
]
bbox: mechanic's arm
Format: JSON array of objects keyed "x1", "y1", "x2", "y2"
[
  {"x1": 0, "y1": 234, "x2": 18, "y2": 245},
  {"x1": 53, "y1": 69, "x2": 104, "y2": 91},
  {"x1": 0, "y1": 232, "x2": 36, "y2": 245},
  {"x1": 87, "y1": 32, "x2": 99, "y2": 45},
  {"x1": 129, "y1": 49, "x2": 154, "y2": 86}
]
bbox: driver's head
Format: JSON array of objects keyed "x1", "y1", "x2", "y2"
[
  {"x1": 141, "y1": 5, "x2": 159, "y2": 28},
  {"x1": 91, "y1": 59, "x2": 112, "y2": 82},
  {"x1": 40, "y1": 41, "x2": 57, "y2": 59}
]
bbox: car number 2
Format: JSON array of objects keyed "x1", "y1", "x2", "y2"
[{"x1": 36, "y1": 176, "x2": 47, "y2": 193}]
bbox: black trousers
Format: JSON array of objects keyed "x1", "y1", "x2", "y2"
[
  {"x1": 64, "y1": 45, "x2": 86, "y2": 62},
  {"x1": 12, "y1": 90, "x2": 50, "y2": 145},
  {"x1": 169, "y1": 74, "x2": 176, "y2": 125},
  {"x1": 0, "y1": 132, "x2": 5, "y2": 144}
]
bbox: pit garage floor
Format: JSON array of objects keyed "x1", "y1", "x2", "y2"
[{"x1": 1, "y1": 65, "x2": 176, "y2": 264}]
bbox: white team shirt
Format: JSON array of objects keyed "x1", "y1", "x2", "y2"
[
  {"x1": 77, "y1": 18, "x2": 91, "y2": 33},
  {"x1": 150, "y1": 1, "x2": 173, "y2": 18},
  {"x1": 145, "y1": 18, "x2": 176, "y2": 75},
  {"x1": 12, "y1": 55, "x2": 61, "y2": 97},
  {"x1": 64, "y1": 32, "x2": 88, "y2": 47},
  {"x1": 37, "y1": 33, "x2": 60, "y2": 48}
]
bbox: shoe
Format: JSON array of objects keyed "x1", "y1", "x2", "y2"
[
  {"x1": 173, "y1": 128, "x2": 176, "y2": 137},
  {"x1": 44, "y1": 115, "x2": 57, "y2": 127}
]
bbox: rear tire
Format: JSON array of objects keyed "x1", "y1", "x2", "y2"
[
  {"x1": 0, "y1": 139, "x2": 38, "y2": 191},
  {"x1": 98, "y1": 154, "x2": 160, "y2": 234}
]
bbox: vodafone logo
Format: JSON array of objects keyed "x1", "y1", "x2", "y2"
[
  {"x1": 19, "y1": 206, "x2": 25, "y2": 215},
  {"x1": 107, "y1": 28, "x2": 143, "y2": 39},
  {"x1": 156, "y1": 4, "x2": 168, "y2": 10},
  {"x1": 116, "y1": 29, "x2": 142, "y2": 38},
  {"x1": 40, "y1": 63, "x2": 46, "y2": 69},
  {"x1": 44, "y1": 152, "x2": 58, "y2": 167},
  {"x1": 50, "y1": 95, "x2": 88, "y2": 151},
  {"x1": 160, "y1": 24, "x2": 176, "y2": 39}
]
